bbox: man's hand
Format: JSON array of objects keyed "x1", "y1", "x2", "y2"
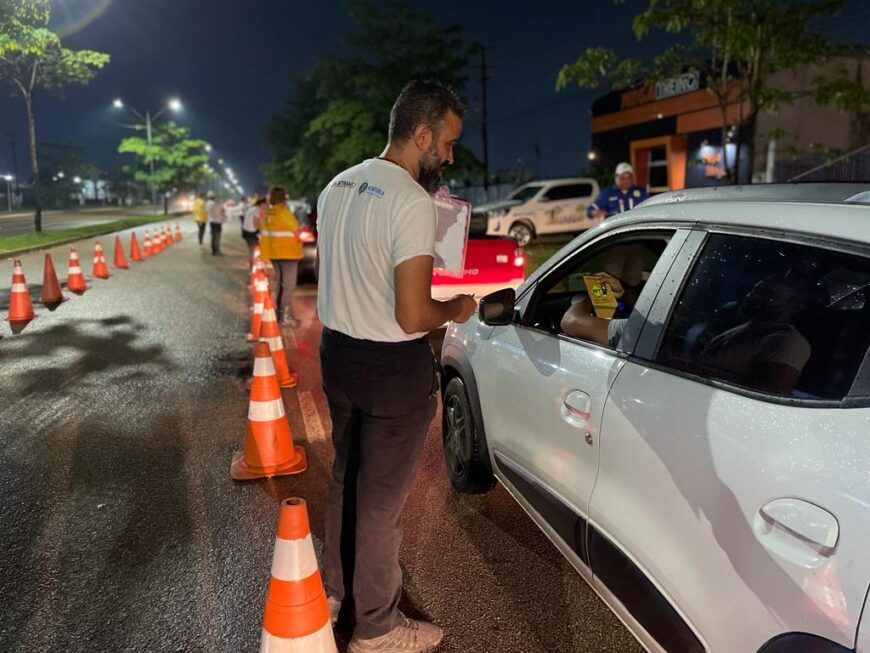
[
  {"x1": 593, "y1": 208, "x2": 606, "y2": 220},
  {"x1": 451, "y1": 294, "x2": 478, "y2": 324},
  {"x1": 590, "y1": 272, "x2": 624, "y2": 299}
]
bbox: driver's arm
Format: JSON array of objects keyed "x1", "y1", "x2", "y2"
[{"x1": 560, "y1": 297, "x2": 610, "y2": 345}]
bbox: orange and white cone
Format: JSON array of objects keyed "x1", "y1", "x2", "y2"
[
  {"x1": 260, "y1": 295, "x2": 298, "y2": 388},
  {"x1": 67, "y1": 248, "x2": 87, "y2": 293},
  {"x1": 230, "y1": 342, "x2": 307, "y2": 480},
  {"x1": 260, "y1": 498, "x2": 337, "y2": 653},
  {"x1": 93, "y1": 241, "x2": 110, "y2": 279},
  {"x1": 247, "y1": 273, "x2": 269, "y2": 342},
  {"x1": 113, "y1": 235, "x2": 129, "y2": 269},
  {"x1": 145, "y1": 231, "x2": 155, "y2": 256},
  {"x1": 165, "y1": 225, "x2": 174, "y2": 245},
  {"x1": 174, "y1": 223, "x2": 182, "y2": 241},
  {"x1": 130, "y1": 233, "x2": 144, "y2": 262},
  {"x1": 6, "y1": 259, "x2": 35, "y2": 322},
  {"x1": 154, "y1": 229, "x2": 163, "y2": 253}
]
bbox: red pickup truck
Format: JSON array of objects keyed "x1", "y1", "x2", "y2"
[
  {"x1": 431, "y1": 237, "x2": 526, "y2": 300},
  {"x1": 296, "y1": 205, "x2": 527, "y2": 298}
]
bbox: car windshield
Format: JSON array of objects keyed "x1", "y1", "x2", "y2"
[{"x1": 509, "y1": 185, "x2": 544, "y2": 202}]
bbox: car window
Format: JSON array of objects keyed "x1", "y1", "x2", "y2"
[
  {"x1": 523, "y1": 233, "x2": 673, "y2": 348},
  {"x1": 656, "y1": 233, "x2": 870, "y2": 400},
  {"x1": 541, "y1": 183, "x2": 594, "y2": 202},
  {"x1": 509, "y1": 185, "x2": 544, "y2": 202}
]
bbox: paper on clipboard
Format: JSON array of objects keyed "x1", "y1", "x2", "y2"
[{"x1": 431, "y1": 192, "x2": 471, "y2": 278}]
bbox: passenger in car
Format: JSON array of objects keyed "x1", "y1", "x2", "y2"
[{"x1": 698, "y1": 276, "x2": 811, "y2": 395}]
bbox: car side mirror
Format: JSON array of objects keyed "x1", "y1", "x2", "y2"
[{"x1": 479, "y1": 288, "x2": 516, "y2": 326}]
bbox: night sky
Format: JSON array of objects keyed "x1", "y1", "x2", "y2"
[{"x1": 0, "y1": 0, "x2": 867, "y2": 193}]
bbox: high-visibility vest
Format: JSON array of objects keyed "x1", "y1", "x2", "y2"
[
  {"x1": 260, "y1": 204, "x2": 303, "y2": 260},
  {"x1": 193, "y1": 198, "x2": 208, "y2": 223}
]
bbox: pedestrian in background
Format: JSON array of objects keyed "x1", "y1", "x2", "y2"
[
  {"x1": 193, "y1": 192, "x2": 208, "y2": 245},
  {"x1": 242, "y1": 195, "x2": 264, "y2": 263},
  {"x1": 587, "y1": 162, "x2": 649, "y2": 219},
  {"x1": 259, "y1": 186, "x2": 302, "y2": 326},
  {"x1": 205, "y1": 191, "x2": 225, "y2": 256},
  {"x1": 316, "y1": 79, "x2": 476, "y2": 653}
]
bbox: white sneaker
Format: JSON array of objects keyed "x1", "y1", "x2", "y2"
[
  {"x1": 327, "y1": 596, "x2": 341, "y2": 625},
  {"x1": 348, "y1": 615, "x2": 443, "y2": 653}
]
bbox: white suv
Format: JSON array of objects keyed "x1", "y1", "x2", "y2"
[
  {"x1": 441, "y1": 184, "x2": 870, "y2": 653},
  {"x1": 480, "y1": 178, "x2": 600, "y2": 246}
]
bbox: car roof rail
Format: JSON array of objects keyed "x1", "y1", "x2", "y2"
[{"x1": 637, "y1": 183, "x2": 870, "y2": 208}]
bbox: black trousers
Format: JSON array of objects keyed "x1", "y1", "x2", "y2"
[
  {"x1": 197, "y1": 221, "x2": 207, "y2": 244},
  {"x1": 209, "y1": 222, "x2": 222, "y2": 254},
  {"x1": 320, "y1": 327, "x2": 438, "y2": 639}
]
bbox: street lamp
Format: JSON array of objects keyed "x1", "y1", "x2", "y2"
[
  {"x1": 112, "y1": 96, "x2": 184, "y2": 208},
  {"x1": 2, "y1": 174, "x2": 13, "y2": 212},
  {"x1": 73, "y1": 176, "x2": 82, "y2": 184}
]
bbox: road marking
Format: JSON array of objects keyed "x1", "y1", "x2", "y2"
[{"x1": 298, "y1": 391, "x2": 326, "y2": 442}]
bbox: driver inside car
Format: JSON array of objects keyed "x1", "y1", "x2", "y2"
[{"x1": 559, "y1": 243, "x2": 649, "y2": 346}]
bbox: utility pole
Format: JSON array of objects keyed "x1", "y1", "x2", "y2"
[
  {"x1": 145, "y1": 109, "x2": 156, "y2": 208},
  {"x1": 478, "y1": 45, "x2": 490, "y2": 191},
  {"x1": 8, "y1": 133, "x2": 20, "y2": 194}
]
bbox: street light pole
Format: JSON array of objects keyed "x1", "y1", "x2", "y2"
[
  {"x1": 145, "y1": 109, "x2": 156, "y2": 207},
  {"x1": 3, "y1": 175, "x2": 12, "y2": 212}
]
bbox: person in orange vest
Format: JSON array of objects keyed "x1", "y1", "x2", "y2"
[{"x1": 260, "y1": 186, "x2": 303, "y2": 326}]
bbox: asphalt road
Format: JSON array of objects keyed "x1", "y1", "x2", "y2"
[
  {"x1": 0, "y1": 226, "x2": 641, "y2": 652},
  {"x1": 0, "y1": 206, "x2": 161, "y2": 237}
]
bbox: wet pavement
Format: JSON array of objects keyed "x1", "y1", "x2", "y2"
[{"x1": 0, "y1": 225, "x2": 641, "y2": 652}]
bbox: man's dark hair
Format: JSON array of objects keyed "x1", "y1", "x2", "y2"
[{"x1": 388, "y1": 80, "x2": 467, "y2": 144}]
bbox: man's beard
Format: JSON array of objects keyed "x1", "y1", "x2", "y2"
[{"x1": 418, "y1": 147, "x2": 445, "y2": 194}]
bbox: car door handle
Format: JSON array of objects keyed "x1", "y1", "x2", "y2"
[
  {"x1": 561, "y1": 390, "x2": 591, "y2": 428},
  {"x1": 754, "y1": 498, "x2": 839, "y2": 563}
]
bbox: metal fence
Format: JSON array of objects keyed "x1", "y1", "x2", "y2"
[{"x1": 778, "y1": 148, "x2": 870, "y2": 183}]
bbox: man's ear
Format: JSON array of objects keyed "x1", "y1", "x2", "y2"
[{"x1": 412, "y1": 123, "x2": 434, "y2": 153}]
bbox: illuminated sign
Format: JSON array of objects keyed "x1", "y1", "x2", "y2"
[{"x1": 620, "y1": 71, "x2": 701, "y2": 110}]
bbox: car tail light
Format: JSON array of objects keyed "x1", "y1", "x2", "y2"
[
  {"x1": 513, "y1": 248, "x2": 526, "y2": 268},
  {"x1": 298, "y1": 228, "x2": 316, "y2": 243}
]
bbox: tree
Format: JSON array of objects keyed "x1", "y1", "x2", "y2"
[
  {"x1": 557, "y1": 0, "x2": 858, "y2": 183},
  {"x1": 0, "y1": 0, "x2": 109, "y2": 231},
  {"x1": 265, "y1": 0, "x2": 480, "y2": 197},
  {"x1": 118, "y1": 121, "x2": 213, "y2": 198}
]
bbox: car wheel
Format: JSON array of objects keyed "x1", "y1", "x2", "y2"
[
  {"x1": 442, "y1": 377, "x2": 496, "y2": 494},
  {"x1": 508, "y1": 222, "x2": 534, "y2": 247}
]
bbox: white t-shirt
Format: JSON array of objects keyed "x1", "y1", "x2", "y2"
[
  {"x1": 316, "y1": 158, "x2": 436, "y2": 342},
  {"x1": 205, "y1": 199, "x2": 225, "y2": 224}
]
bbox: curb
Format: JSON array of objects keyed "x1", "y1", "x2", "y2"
[{"x1": 0, "y1": 212, "x2": 188, "y2": 261}]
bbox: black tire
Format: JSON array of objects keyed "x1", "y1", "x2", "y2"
[
  {"x1": 442, "y1": 376, "x2": 496, "y2": 494},
  {"x1": 508, "y1": 221, "x2": 534, "y2": 247}
]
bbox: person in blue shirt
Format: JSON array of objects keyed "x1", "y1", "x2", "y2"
[{"x1": 587, "y1": 162, "x2": 649, "y2": 219}]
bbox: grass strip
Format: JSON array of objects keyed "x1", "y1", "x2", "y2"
[{"x1": 0, "y1": 215, "x2": 170, "y2": 255}]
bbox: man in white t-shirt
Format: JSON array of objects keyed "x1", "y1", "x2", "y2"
[{"x1": 317, "y1": 80, "x2": 477, "y2": 653}]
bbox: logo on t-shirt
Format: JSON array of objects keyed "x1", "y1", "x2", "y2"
[
  {"x1": 334, "y1": 180, "x2": 356, "y2": 189},
  {"x1": 358, "y1": 181, "x2": 385, "y2": 199}
]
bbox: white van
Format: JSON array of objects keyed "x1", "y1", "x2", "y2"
[{"x1": 480, "y1": 177, "x2": 600, "y2": 246}]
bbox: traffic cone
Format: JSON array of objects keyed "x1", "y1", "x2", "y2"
[
  {"x1": 113, "y1": 235, "x2": 129, "y2": 269},
  {"x1": 92, "y1": 241, "x2": 110, "y2": 279},
  {"x1": 260, "y1": 498, "x2": 337, "y2": 652},
  {"x1": 40, "y1": 253, "x2": 66, "y2": 306},
  {"x1": 143, "y1": 231, "x2": 153, "y2": 257},
  {"x1": 247, "y1": 275, "x2": 268, "y2": 342},
  {"x1": 230, "y1": 342, "x2": 307, "y2": 480},
  {"x1": 174, "y1": 223, "x2": 182, "y2": 241},
  {"x1": 130, "y1": 233, "x2": 144, "y2": 262},
  {"x1": 6, "y1": 259, "x2": 35, "y2": 324},
  {"x1": 260, "y1": 294, "x2": 298, "y2": 388},
  {"x1": 152, "y1": 230, "x2": 161, "y2": 254},
  {"x1": 165, "y1": 225, "x2": 174, "y2": 245},
  {"x1": 67, "y1": 248, "x2": 87, "y2": 294}
]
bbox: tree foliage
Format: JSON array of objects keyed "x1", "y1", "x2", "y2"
[
  {"x1": 118, "y1": 121, "x2": 213, "y2": 194},
  {"x1": 0, "y1": 0, "x2": 110, "y2": 230},
  {"x1": 265, "y1": 0, "x2": 481, "y2": 197},
  {"x1": 557, "y1": 0, "x2": 862, "y2": 183}
]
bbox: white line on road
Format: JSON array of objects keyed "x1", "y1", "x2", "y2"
[{"x1": 298, "y1": 391, "x2": 326, "y2": 442}]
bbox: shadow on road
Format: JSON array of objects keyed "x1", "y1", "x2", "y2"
[{"x1": 0, "y1": 315, "x2": 175, "y2": 397}]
